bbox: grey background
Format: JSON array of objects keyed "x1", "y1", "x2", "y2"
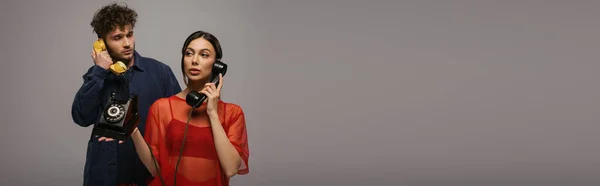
[{"x1": 1, "y1": 0, "x2": 599, "y2": 185}]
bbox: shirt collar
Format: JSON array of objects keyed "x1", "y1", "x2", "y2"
[{"x1": 130, "y1": 51, "x2": 145, "y2": 72}]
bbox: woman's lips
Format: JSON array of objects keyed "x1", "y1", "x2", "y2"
[{"x1": 190, "y1": 68, "x2": 200, "y2": 75}]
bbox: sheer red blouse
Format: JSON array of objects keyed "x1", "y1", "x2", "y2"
[{"x1": 143, "y1": 95, "x2": 249, "y2": 186}]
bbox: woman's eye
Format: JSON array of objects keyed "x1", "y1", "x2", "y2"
[
  {"x1": 185, "y1": 52, "x2": 193, "y2": 56},
  {"x1": 201, "y1": 53, "x2": 209, "y2": 57}
]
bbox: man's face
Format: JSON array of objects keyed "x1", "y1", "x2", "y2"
[{"x1": 104, "y1": 25, "x2": 135, "y2": 64}]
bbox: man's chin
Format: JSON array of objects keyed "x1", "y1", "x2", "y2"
[
  {"x1": 122, "y1": 53, "x2": 134, "y2": 60},
  {"x1": 114, "y1": 55, "x2": 133, "y2": 64}
]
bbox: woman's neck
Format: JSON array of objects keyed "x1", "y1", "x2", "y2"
[{"x1": 182, "y1": 79, "x2": 209, "y2": 95}]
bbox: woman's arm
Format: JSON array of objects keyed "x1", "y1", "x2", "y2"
[
  {"x1": 208, "y1": 112, "x2": 242, "y2": 178},
  {"x1": 131, "y1": 128, "x2": 160, "y2": 177},
  {"x1": 202, "y1": 74, "x2": 249, "y2": 178}
]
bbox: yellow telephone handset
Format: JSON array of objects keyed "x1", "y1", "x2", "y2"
[{"x1": 93, "y1": 38, "x2": 128, "y2": 74}]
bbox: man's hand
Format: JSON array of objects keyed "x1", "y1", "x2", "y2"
[
  {"x1": 91, "y1": 48, "x2": 113, "y2": 70},
  {"x1": 96, "y1": 136, "x2": 124, "y2": 144},
  {"x1": 95, "y1": 127, "x2": 140, "y2": 144}
]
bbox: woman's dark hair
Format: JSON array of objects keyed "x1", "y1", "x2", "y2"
[{"x1": 181, "y1": 30, "x2": 223, "y2": 85}]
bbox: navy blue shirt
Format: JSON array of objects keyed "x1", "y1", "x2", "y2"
[{"x1": 71, "y1": 51, "x2": 181, "y2": 186}]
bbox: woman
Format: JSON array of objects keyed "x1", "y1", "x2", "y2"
[{"x1": 130, "y1": 30, "x2": 249, "y2": 186}]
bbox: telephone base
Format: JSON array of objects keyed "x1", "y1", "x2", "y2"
[
  {"x1": 92, "y1": 94, "x2": 140, "y2": 142},
  {"x1": 92, "y1": 127, "x2": 129, "y2": 141},
  {"x1": 92, "y1": 111, "x2": 139, "y2": 141}
]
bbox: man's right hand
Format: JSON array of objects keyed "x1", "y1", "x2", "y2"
[{"x1": 91, "y1": 48, "x2": 113, "y2": 70}]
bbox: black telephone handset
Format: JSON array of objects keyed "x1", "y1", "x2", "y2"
[{"x1": 186, "y1": 61, "x2": 228, "y2": 108}]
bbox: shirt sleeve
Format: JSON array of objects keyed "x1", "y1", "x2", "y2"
[
  {"x1": 71, "y1": 65, "x2": 109, "y2": 127},
  {"x1": 226, "y1": 105, "x2": 250, "y2": 175}
]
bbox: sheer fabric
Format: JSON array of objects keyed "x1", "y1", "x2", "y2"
[{"x1": 144, "y1": 95, "x2": 249, "y2": 186}]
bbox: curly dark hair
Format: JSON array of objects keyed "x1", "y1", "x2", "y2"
[{"x1": 90, "y1": 2, "x2": 138, "y2": 38}]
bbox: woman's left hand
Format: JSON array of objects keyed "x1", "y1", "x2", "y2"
[{"x1": 200, "y1": 73, "x2": 223, "y2": 116}]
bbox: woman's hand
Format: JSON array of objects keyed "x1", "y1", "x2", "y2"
[{"x1": 199, "y1": 73, "x2": 223, "y2": 116}]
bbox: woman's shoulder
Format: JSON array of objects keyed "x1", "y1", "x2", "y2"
[
  {"x1": 149, "y1": 95, "x2": 177, "y2": 110},
  {"x1": 220, "y1": 100, "x2": 245, "y2": 118},
  {"x1": 219, "y1": 100, "x2": 246, "y2": 125},
  {"x1": 220, "y1": 100, "x2": 244, "y2": 112}
]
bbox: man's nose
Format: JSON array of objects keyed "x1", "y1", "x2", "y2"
[{"x1": 123, "y1": 39, "x2": 131, "y2": 48}]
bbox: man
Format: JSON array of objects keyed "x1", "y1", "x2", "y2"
[{"x1": 71, "y1": 3, "x2": 181, "y2": 186}]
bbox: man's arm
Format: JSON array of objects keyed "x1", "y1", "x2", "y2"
[
  {"x1": 71, "y1": 65, "x2": 109, "y2": 127},
  {"x1": 163, "y1": 65, "x2": 182, "y2": 97}
]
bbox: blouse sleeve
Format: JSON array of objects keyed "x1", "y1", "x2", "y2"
[
  {"x1": 143, "y1": 100, "x2": 168, "y2": 180},
  {"x1": 226, "y1": 105, "x2": 250, "y2": 175}
]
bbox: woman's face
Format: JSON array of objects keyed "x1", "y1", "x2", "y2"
[{"x1": 183, "y1": 37, "x2": 216, "y2": 83}]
